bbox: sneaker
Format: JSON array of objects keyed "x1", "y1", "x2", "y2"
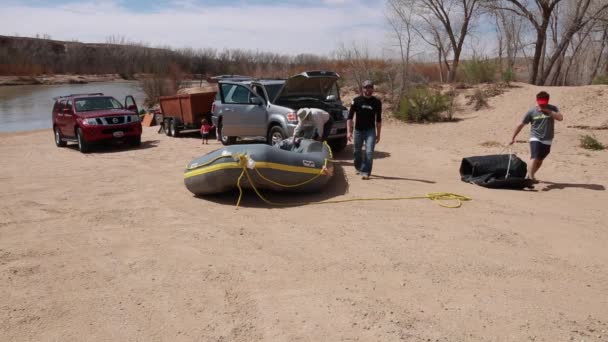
[
  {"x1": 355, "y1": 169, "x2": 361, "y2": 175},
  {"x1": 361, "y1": 174, "x2": 370, "y2": 180}
]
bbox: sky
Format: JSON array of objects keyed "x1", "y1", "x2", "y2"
[{"x1": 0, "y1": 0, "x2": 392, "y2": 56}]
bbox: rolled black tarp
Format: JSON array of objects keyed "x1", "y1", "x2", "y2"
[{"x1": 460, "y1": 154, "x2": 534, "y2": 189}]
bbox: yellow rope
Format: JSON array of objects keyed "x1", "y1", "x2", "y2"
[
  {"x1": 188, "y1": 146, "x2": 471, "y2": 209},
  {"x1": 235, "y1": 163, "x2": 471, "y2": 209}
]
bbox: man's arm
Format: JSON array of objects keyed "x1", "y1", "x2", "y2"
[
  {"x1": 540, "y1": 107, "x2": 564, "y2": 121},
  {"x1": 375, "y1": 99, "x2": 382, "y2": 143},
  {"x1": 347, "y1": 103, "x2": 356, "y2": 142},
  {"x1": 510, "y1": 122, "x2": 526, "y2": 145},
  {"x1": 292, "y1": 120, "x2": 303, "y2": 142}
]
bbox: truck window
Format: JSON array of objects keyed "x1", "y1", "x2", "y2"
[
  {"x1": 223, "y1": 84, "x2": 252, "y2": 104},
  {"x1": 264, "y1": 84, "x2": 283, "y2": 103}
]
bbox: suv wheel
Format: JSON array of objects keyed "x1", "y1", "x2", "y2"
[
  {"x1": 54, "y1": 126, "x2": 67, "y2": 147},
  {"x1": 219, "y1": 123, "x2": 236, "y2": 145},
  {"x1": 268, "y1": 126, "x2": 286, "y2": 145},
  {"x1": 130, "y1": 135, "x2": 141, "y2": 147},
  {"x1": 76, "y1": 127, "x2": 91, "y2": 153}
]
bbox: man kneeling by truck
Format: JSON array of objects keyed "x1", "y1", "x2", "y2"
[{"x1": 292, "y1": 108, "x2": 333, "y2": 145}]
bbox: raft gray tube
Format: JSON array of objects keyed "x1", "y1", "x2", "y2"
[{"x1": 184, "y1": 139, "x2": 334, "y2": 196}]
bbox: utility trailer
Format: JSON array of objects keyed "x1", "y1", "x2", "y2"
[{"x1": 158, "y1": 91, "x2": 217, "y2": 137}]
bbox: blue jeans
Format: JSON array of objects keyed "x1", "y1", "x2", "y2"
[{"x1": 353, "y1": 128, "x2": 376, "y2": 176}]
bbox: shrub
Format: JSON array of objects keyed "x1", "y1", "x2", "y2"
[
  {"x1": 592, "y1": 74, "x2": 608, "y2": 85},
  {"x1": 502, "y1": 68, "x2": 515, "y2": 85},
  {"x1": 480, "y1": 141, "x2": 502, "y2": 148},
  {"x1": 579, "y1": 135, "x2": 605, "y2": 151},
  {"x1": 466, "y1": 89, "x2": 489, "y2": 111},
  {"x1": 461, "y1": 57, "x2": 498, "y2": 84},
  {"x1": 395, "y1": 87, "x2": 450, "y2": 123}
]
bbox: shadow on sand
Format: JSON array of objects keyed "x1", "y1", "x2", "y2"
[
  {"x1": 368, "y1": 174, "x2": 436, "y2": 183},
  {"x1": 194, "y1": 164, "x2": 350, "y2": 209},
  {"x1": 67, "y1": 139, "x2": 160, "y2": 153},
  {"x1": 540, "y1": 181, "x2": 605, "y2": 192},
  {"x1": 331, "y1": 145, "x2": 391, "y2": 166}
]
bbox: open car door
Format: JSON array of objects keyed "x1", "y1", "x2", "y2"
[{"x1": 124, "y1": 95, "x2": 139, "y2": 114}]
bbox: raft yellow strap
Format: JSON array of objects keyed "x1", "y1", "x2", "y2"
[
  {"x1": 252, "y1": 158, "x2": 329, "y2": 188},
  {"x1": 186, "y1": 154, "x2": 235, "y2": 170}
]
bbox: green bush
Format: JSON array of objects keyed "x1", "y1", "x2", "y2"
[
  {"x1": 395, "y1": 87, "x2": 450, "y2": 123},
  {"x1": 461, "y1": 57, "x2": 498, "y2": 84},
  {"x1": 502, "y1": 68, "x2": 515, "y2": 84},
  {"x1": 592, "y1": 75, "x2": 608, "y2": 85},
  {"x1": 579, "y1": 135, "x2": 605, "y2": 151}
]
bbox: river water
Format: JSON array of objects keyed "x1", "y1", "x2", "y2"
[{"x1": 0, "y1": 81, "x2": 146, "y2": 133}]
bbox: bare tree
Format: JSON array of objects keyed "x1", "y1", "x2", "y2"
[
  {"x1": 395, "y1": 0, "x2": 482, "y2": 82},
  {"x1": 387, "y1": 0, "x2": 416, "y2": 99},
  {"x1": 334, "y1": 42, "x2": 375, "y2": 89},
  {"x1": 485, "y1": 0, "x2": 608, "y2": 85}
]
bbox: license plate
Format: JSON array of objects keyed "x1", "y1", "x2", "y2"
[
  {"x1": 330, "y1": 128, "x2": 337, "y2": 134},
  {"x1": 113, "y1": 131, "x2": 124, "y2": 138}
]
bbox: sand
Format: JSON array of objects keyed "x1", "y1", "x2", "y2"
[{"x1": 1, "y1": 83, "x2": 607, "y2": 341}]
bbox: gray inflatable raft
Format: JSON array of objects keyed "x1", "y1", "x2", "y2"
[{"x1": 184, "y1": 139, "x2": 334, "y2": 196}]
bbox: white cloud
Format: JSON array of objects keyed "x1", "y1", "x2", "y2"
[{"x1": 0, "y1": 1, "x2": 389, "y2": 56}]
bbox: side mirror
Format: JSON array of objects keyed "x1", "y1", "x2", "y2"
[
  {"x1": 326, "y1": 95, "x2": 337, "y2": 101},
  {"x1": 127, "y1": 105, "x2": 137, "y2": 112},
  {"x1": 62, "y1": 108, "x2": 71, "y2": 114},
  {"x1": 250, "y1": 97, "x2": 263, "y2": 106}
]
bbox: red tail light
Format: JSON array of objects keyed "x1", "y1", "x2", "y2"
[{"x1": 287, "y1": 112, "x2": 297, "y2": 122}]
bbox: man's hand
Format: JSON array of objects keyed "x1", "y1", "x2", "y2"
[
  {"x1": 375, "y1": 135, "x2": 381, "y2": 144},
  {"x1": 538, "y1": 105, "x2": 552, "y2": 116},
  {"x1": 347, "y1": 132, "x2": 353, "y2": 142}
]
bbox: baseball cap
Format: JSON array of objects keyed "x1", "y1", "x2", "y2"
[
  {"x1": 297, "y1": 108, "x2": 310, "y2": 120},
  {"x1": 536, "y1": 98, "x2": 549, "y2": 105},
  {"x1": 362, "y1": 80, "x2": 374, "y2": 88}
]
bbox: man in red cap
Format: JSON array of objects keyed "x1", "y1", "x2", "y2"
[{"x1": 509, "y1": 91, "x2": 564, "y2": 181}]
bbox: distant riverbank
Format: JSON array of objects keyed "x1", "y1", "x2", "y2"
[{"x1": 0, "y1": 74, "x2": 127, "y2": 86}]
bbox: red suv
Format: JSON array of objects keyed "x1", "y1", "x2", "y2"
[{"x1": 52, "y1": 93, "x2": 142, "y2": 153}]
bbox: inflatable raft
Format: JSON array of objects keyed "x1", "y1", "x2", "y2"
[
  {"x1": 184, "y1": 139, "x2": 334, "y2": 196},
  {"x1": 460, "y1": 154, "x2": 534, "y2": 189}
]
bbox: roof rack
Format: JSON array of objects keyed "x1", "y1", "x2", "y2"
[
  {"x1": 208, "y1": 75, "x2": 254, "y2": 83},
  {"x1": 53, "y1": 93, "x2": 105, "y2": 100}
]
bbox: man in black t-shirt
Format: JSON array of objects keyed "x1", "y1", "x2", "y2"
[{"x1": 347, "y1": 80, "x2": 382, "y2": 180}]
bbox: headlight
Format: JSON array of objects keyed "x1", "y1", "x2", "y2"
[
  {"x1": 342, "y1": 110, "x2": 349, "y2": 119},
  {"x1": 82, "y1": 118, "x2": 98, "y2": 125},
  {"x1": 129, "y1": 114, "x2": 140, "y2": 122}
]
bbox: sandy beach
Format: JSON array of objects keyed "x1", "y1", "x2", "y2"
[{"x1": 1, "y1": 83, "x2": 607, "y2": 341}]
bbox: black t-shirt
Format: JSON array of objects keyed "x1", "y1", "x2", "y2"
[{"x1": 348, "y1": 95, "x2": 382, "y2": 130}]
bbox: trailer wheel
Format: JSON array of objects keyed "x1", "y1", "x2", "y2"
[
  {"x1": 164, "y1": 119, "x2": 171, "y2": 137},
  {"x1": 170, "y1": 120, "x2": 180, "y2": 137}
]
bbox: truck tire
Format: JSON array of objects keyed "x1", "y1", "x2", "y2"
[
  {"x1": 76, "y1": 127, "x2": 91, "y2": 153},
  {"x1": 219, "y1": 123, "x2": 236, "y2": 145},
  {"x1": 170, "y1": 120, "x2": 180, "y2": 137},
  {"x1": 329, "y1": 137, "x2": 347, "y2": 153},
  {"x1": 267, "y1": 125, "x2": 286, "y2": 146},
  {"x1": 54, "y1": 126, "x2": 67, "y2": 147}
]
